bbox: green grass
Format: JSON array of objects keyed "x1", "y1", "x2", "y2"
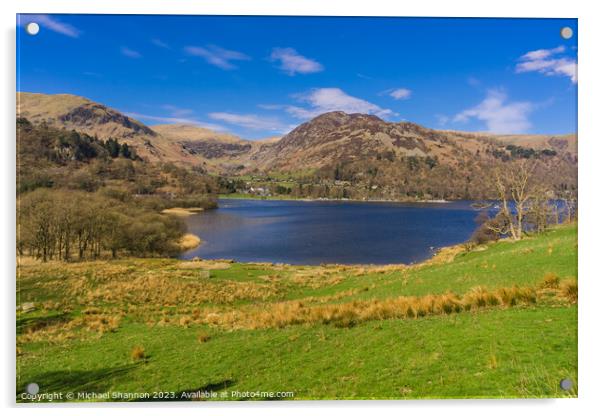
[
  {"x1": 16, "y1": 223, "x2": 578, "y2": 401},
  {"x1": 350, "y1": 224, "x2": 577, "y2": 299}
]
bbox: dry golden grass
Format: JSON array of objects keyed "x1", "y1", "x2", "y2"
[
  {"x1": 68, "y1": 271, "x2": 280, "y2": 306},
  {"x1": 541, "y1": 272, "x2": 560, "y2": 289},
  {"x1": 179, "y1": 315, "x2": 193, "y2": 327},
  {"x1": 16, "y1": 256, "x2": 578, "y2": 340},
  {"x1": 131, "y1": 345, "x2": 146, "y2": 361},
  {"x1": 423, "y1": 244, "x2": 466, "y2": 265},
  {"x1": 178, "y1": 233, "x2": 202, "y2": 250},
  {"x1": 17, "y1": 313, "x2": 122, "y2": 344},
  {"x1": 560, "y1": 278, "x2": 578, "y2": 303},
  {"x1": 83, "y1": 314, "x2": 121, "y2": 334},
  {"x1": 205, "y1": 278, "x2": 575, "y2": 330},
  {"x1": 161, "y1": 207, "x2": 204, "y2": 216},
  {"x1": 177, "y1": 260, "x2": 232, "y2": 270}
]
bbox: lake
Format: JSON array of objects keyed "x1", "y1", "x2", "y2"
[{"x1": 181, "y1": 198, "x2": 481, "y2": 265}]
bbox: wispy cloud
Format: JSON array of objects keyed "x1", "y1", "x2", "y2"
[
  {"x1": 24, "y1": 15, "x2": 80, "y2": 38},
  {"x1": 208, "y1": 112, "x2": 288, "y2": 132},
  {"x1": 184, "y1": 45, "x2": 250, "y2": 70},
  {"x1": 161, "y1": 105, "x2": 194, "y2": 118},
  {"x1": 467, "y1": 77, "x2": 481, "y2": 87},
  {"x1": 284, "y1": 88, "x2": 395, "y2": 119},
  {"x1": 453, "y1": 89, "x2": 533, "y2": 134},
  {"x1": 126, "y1": 112, "x2": 225, "y2": 131},
  {"x1": 388, "y1": 88, "x2": 412, "y2": 100},
  {"x1": 269, "y1": 48, "x2": 324, "y2": 75},
  {"x1": 516, "y1": 45, "x2": 577, "y2": 83},
  {"x1": 435, "y1": 114, "x2": 450, "y2": 127},
  {"x1": 151, "y1": 38, "x2": 169, "y2": 49},
  {"x1": 121, "y1": 46, "x2": 142, "y2": 59}
]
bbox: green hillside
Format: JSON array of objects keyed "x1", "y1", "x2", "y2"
[{"x1": 17, "y1": 223, "x2": 577, "y2": 401}]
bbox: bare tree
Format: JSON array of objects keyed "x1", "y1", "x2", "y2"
[
  {"x1": 526, "y1": 186, "x2": 554, "y2": 234},
  {"x1": 488, "y1": 160, "x2": 537, "y2": 241},
  {"x1": 560, "y1": 189, "x2": 577, "y2": 223}
]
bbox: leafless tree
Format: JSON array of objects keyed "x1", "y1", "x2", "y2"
[
  {"x1": 488, "y1": 160, "x2": 537, "y2": 241},
  {"x1": 526, "y1": 186, "x2": 555, "y2": 234},
  {"x1": 560, "y1": 189, "x2": 577, "y2": 223}
]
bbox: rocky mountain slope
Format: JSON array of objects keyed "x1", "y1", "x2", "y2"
[
  {"x1": 17, "y1": 92, "x2": 198, "y2": 163},
  {"x1": 151, "y1": 123, "x2": 279, "y2": 172},
  {"x1": 243, "y1": 111, "x2": 576, "y2": 199},
  {"x1": 17, "y1": 92, "x2": 577, "y2": 199}
]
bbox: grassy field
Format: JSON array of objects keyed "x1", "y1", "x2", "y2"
[{"x1": 16, "y1": 223, "x2": 577, "y2": 401}]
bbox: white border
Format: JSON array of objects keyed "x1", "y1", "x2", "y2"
[{"x1": 2, "y1": 1, "x2": 601, "y2": 415}]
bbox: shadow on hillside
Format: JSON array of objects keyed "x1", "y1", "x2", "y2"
[
  {"x1": 17, "y1": 312, "x2": 71, "y2": 335},
  {"x1": 135, "y1": 379, "x2": 237, "y2": 402},
  {"x1": 17, "y1": 363, "x2": 141, "y2": 400}
]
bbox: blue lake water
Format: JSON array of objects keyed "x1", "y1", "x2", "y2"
[{"x1": 181, "y1": 198, "x2": 481, "y2": 265}]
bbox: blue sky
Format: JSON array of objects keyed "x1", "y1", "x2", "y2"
[{"x1": 17, "y1": 14, "x2": 577, "y2": 139}]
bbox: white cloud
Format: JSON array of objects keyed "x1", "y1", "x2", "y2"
[
  {"x1": 161, "y1": 105, "x2": 194, "y2": 118},
  {"x1": 125, "y1": 112, "x2": 226, "y2": 131},
  {"x1": 184, "y1": 45, "x2": 250, "y2": 70},
  {"x1": 453, "y1": 89, "x2": 533, "y2": 134},
  {"x1": 285, "y1": 88, "x2": 395, "y2": 119},
  {"x1": 121, "y1": 47, "x2": 142, "y2": 59},
  {"x1": 520, "y1": 45, "x2": 565, "y2": 61},
  {"x1": 128, "y1": 103, "x2": 227, "y2": 130},
  {"x1": 209, "y1": 112, "x2": 287, "y2": 132},
  {"x1": 389, "y1": 88, "x2": 412, "y2": 100},
  {"x1": 24, "y1": 15, "x2": 80, "y2": 38},
  {"x1": 269, "y1": 48, "x2": 324, "y2": 75},
  {"x1": 151, "y1": 38, "x2": 169, "y2": 49},
  {"x1": 257, "y1": 104, "x2": 283, "y2": 110},
  {"x1": 516, "y1": 45, "x2": 577, "y2": 83},
  {"x1": 435, "y1": 114, "x2": 450, "y2": 126}
]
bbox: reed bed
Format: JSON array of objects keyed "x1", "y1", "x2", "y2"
[{"x1": 205, "y1": 279, "x2": 574, "y2": 330}]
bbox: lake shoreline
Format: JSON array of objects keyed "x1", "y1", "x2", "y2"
[
  {"x1": 161, "y1": 207, "x2": 206, "y2": 216},
  {"x1": 182, "y1": 198, "x2": 478, "y2": 265},
  {"x1": 218, "y1": 194, "x2": 450, "y2": 204}
]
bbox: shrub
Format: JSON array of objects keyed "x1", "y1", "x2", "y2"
[
  {"x1": 470, "y1": 224, "x2": 499, "y2": 245},
  {"x1": 463, "y1": 286, "x2": 489, "y2": 309},
  {"x1": 560, "y1": 279, "x2": 578, "y2": 302},
  {"x1": 131, "y1": 345, "x2": 146, "y2": 361},
  {"x1": 197, "y1": 331, "x2": 211, "y2": 343},
  {"x1": 496, "y1": 287, "x2": 518, "y2": 306},
  {"x1": 541, "y1": 272, "x2": 560, "y2": 289},
  {"x1": 179, "y1": 316, "x2": 192, "y2": 327}
]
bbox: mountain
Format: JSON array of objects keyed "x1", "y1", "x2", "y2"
[
  {"x1": 438, "y1": 130, "x2": 577, "y2": 158},
  {"x1": 151, "y1": 123, "x2": 243, "y2": 144},
  {"x1": 151, "y1": 124, "x2": 279, "y2": 172},
  {"x1": 241, "y1": 111, "x2": 576, "y2": 199},
  {"x1": 17, "y1": 92, "x2": 197, "y2": 163},
  {"x1": 17, "y1": 92, "x2": 577, "y2": 200},
  {"x1": 252, "y1": 111, "x2": 577, "y2": 171},
  {"x1": 251, "y1": 112, "x2": 460, "y2": 170}
]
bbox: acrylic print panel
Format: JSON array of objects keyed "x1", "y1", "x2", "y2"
[{"x1": 16, "y1": 14, "x2": 577, "y2": 402}]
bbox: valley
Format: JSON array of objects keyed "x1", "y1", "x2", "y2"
[{"x1": 17, "y1": 92, "x2": 577, "y2": 201}]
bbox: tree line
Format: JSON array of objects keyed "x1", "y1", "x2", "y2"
[
  {"x1": 18, "y1": 189, "x2": 187, "y2": 262},
  {"x1": 16, "y1": 119, "x2": 224, "y2": 262},
  {"x1": 17, "y1": 117, "x2": 138, "y2": 164}
]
